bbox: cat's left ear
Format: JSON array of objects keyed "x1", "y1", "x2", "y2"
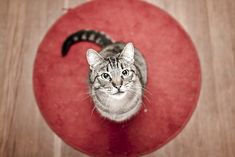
[
  {"x1": 120, "y1": 42, "x2": 134, "y2": 64},
  {"x1": 86, "y1": 49, "x2": 103, "y2": 69}
]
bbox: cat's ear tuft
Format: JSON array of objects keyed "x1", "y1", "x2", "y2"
[
  {"x1": 86, "y1": 49, "x2": 103, "y2": 69},
  {"x1": 120, "y1": 42, "x2": 134, "y2": 64}
]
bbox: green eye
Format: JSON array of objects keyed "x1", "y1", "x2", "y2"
[
  {"x1": 101, "y1": 73, "x2": 110, "y2": 80},
  {"x1": 122, "y1": 69, "x2": 129, "y2": 76}
]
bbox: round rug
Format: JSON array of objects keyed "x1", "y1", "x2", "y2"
[{"x1": 33, "y1": 0, "x2": 201, "y2": 156}]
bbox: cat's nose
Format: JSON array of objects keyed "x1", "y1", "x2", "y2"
[
  {"x1": 112, "y1": 82, "x2": 121, "y2": 90},
  {"x1": 115, "y1": 85, "x2": 121, "y2": 90}
]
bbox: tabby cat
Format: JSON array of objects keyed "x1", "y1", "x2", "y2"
[{"x1": 62, "y1": 30, "x2": 147, "y2": 122}]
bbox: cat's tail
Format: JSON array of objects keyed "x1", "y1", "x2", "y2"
[{"x1": 61, "y1": 30, "x2": 114, "y2": 57}]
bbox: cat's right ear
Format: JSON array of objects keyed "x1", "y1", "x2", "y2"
[{"x1": 86, "y1": 49, "x2": 103, "y2": 69}]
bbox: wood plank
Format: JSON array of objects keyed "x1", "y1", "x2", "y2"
[{"x1": 0, "y1": 0, "x2": 64, "y2": 156}]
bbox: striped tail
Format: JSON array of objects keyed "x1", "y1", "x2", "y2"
[{"x1": 61, "y1": 30, "x2": 114, "y2": 57}]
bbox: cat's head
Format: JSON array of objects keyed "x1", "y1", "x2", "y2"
[{"x1": 86, "y1": 43, "x2": 138, "y2": 97}]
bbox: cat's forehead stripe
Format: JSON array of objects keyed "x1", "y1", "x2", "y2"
[
  {"x1": 116, "y1": 58, "x2": 119, "y2": 68},
  {"x1": 97, "y1": 56, "x2": 132, "y2": 73},
  {"x1": 121, "y1": 63, "x2": 124, "y2": 69},
  {"x1": 106, "y1": 64, "x2": 109, "y2": 72},
  {"x1": 108, "y1": 58, "x2": 113, "y2": 68}
]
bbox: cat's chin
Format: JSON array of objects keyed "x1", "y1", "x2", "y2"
[
  {"x1": 110, "y1": 91, "x2": 126, "y2": 99},
  {"x1": 96, "y1": 102, "x2": 142, "y2": 122}
]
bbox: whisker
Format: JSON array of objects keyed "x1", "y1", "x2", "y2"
[
  {"x1": 128, "y1": 87, "x2": 152, "y2": 106},
  {"x1": 78, "y1": 91, "x2": 91, "y2": 96},
  {"x1": 90, "y1": 105, "x2": 96, "y2": 117},
  {"x1": 135, "y1": 86, "x2": 153, "y2": 95},
  {"x1": 81, "y1": 96, "x2": 90, "y2": 101},
  {"x1": 128, "y1": 89, "x2": 150, "y2": 112},
  {"x1": 143, "y1": 87, "x2": 152, "y2": 95},
  {"x1": 142, "y1": 94, "x2": 151, "y2": 105},
  {"x1": 76, "y1": 89, "x2": 93, "y2": 101}
]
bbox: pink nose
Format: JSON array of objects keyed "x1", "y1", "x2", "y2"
[{"x1": 112, "y1": 82, "x2": 121, "y2": 89}]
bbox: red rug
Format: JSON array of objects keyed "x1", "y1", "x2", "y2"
[{"x1": 33, "y1": 0, "x2": 201, "y2": 156}]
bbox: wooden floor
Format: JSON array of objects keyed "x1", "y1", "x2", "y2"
[{"x1": 0, "y1": 0, "x2": 234, "y2": 157}]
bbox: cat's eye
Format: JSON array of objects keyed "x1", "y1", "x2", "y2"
[
  {"x1": 101, "y1": 73, "x2": 111, "y2": 80},
  {"x1": 122, "y1": 69, "x2": 129, "y2": 76}
]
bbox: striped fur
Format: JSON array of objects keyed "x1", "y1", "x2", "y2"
[
  {"x1": 62, "y1": 30, "x2": 113, "y2": 56},
  {"x1": 62, "y1": 30, "x2": 147, "y2": 122},
  {"x1": 87, "y1": 43, "x2": 147, "y2": 122}
]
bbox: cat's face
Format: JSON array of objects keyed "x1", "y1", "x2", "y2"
[
  {"x1": 92, "y1": 59, "x2": 137, "y2": 98},
  {"x1": 87, "y1": 43, "x2": 138, "y2": 98}
]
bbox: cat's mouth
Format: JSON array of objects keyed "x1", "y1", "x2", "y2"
[{"x1": 113, "y1": 91, "x2": 125, "y2": 95}]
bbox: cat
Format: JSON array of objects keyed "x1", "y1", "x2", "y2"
[{"x1": 62, "y1": 30, "x2": 147, "y2": 122}]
